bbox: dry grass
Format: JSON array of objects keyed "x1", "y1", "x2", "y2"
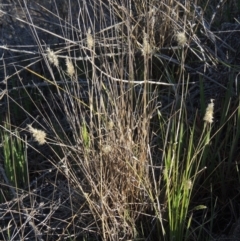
[{"x1": 0, "y1": 0, "x2": 240, "y2": 240}]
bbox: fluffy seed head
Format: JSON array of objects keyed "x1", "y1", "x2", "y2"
[
  {"x1": 203, "y1": 99, "x2": 214, "y2": 124},
  {"x1": 184, "y1": 179, "x2": 192, "y2": 190},
  {"x1": 66, "y1": 57, "x2": 75, "y2": 77},
  {"x1": 102, "y1": 144, "x2": 112, "y2": 154},
  {"x1": 87, "y1": 28, "x2": 94, "y2": 49},
  {"x1": 28, "y1": 125, "x2": 46, "y2": 145},
  {"x1": 176, "y1": 32, "x2": 187, "y2": 46},
  {"x1": 46, "y1": 47, "x2": 59, "y2": 67},
  {"x1": 107, "y1": 121, "x2": 114, "y2": 130}
]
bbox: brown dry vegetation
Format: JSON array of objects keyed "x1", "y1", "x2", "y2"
[{"x1": 0, "y1": 0, "x2": 240, "y2": 240}]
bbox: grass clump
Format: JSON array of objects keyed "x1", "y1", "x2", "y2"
[
  {"x1": 0, "y1": 0, "x2": 240, "y2": 240},
  {"x1": 0, "y1": 120, "x2": 28, "y2": 192}
]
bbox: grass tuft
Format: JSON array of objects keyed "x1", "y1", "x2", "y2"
[{"x1": 0, "y1": 0, "x2": 240, "y2": 240}]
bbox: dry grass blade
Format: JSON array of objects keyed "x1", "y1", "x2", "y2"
[{"x1": 0, "y1": 89, "x2": 7, "y2": 101}]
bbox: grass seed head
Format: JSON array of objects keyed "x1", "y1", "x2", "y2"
[
  {"x1": 203, "y1": 99, "x2": 214, "y2": 124},
  {"x1": 107, "y1": 121, "x2": 114, "y2": 130},
  {"x1": 184, "y1": 179, "x2": 192, "y2": 190},
  {"x1": 66, "y1": 57, "x2": 75, "y2": 77},
  {"x1": 28, "y1": 125, "x2": 46, "y2": 145},
  {"x1": 46, "y1": 47, "x2": 59, "y2": 67},
  {"x1": 87, "y1": 27, "x2": 94, "y2": 49},
  {"x1": 176, "y1": 32, "x2": 187, "y2": 46},
  {"x1": 102, "y1": 144, "x2": 112, "y2": 154}
]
